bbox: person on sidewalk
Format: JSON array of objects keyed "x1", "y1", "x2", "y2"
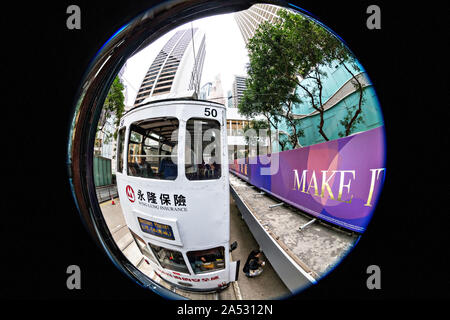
[{"x1": 243, "y1": 250, "x2": 265, "y2": 277}]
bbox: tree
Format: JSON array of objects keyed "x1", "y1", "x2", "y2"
[
  {"x1": 243, "y1": 119, "x2": 270, "y2": 156},
  {"x1": 239, "y1": 9, "x2": 364, "y2": 147},
  {"x1": 337, "y1": 64, "x2": 366, "y2": 137},
  {"x1": 339, "y1": 104, "x2": 366, "y2": 137},
  {"x1": 97, "y1": 76, "x2": 125, "y2": 144},
  {"x1": 277, "y1": 131, "x2": 291, "y2": 151}
]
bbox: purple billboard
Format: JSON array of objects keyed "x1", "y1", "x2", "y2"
[{"x1": 230, "y1": 126, "x2": 386, "y2": 233}]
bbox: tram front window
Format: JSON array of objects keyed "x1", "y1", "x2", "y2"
[
  {"x1": 129, "y1": 229, "x2": 158, "y2": 265},
  {"x1": 127, "y1": 117, "x2": 178, "y2": 180},
  {"x1": 185, "y1": 118, "x2": 221, "y2": 180},
  {"x1": 148, "y1": 243, "x2": 189, "y2": 274},
  {"x1": 187, "y1": 247, "x2": 225, "y2": 274}
]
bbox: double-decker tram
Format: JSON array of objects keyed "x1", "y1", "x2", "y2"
[{"x1": 115, "y1": 98, "x2": 239, "y2": 292}]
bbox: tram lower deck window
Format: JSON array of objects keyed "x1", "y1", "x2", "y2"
[
  {"x1": 148, "y1": 243, "x2": 189, "y2": 274},
  {"x1": 185, "y1": 118, "x2": 221, "y2": 180},
  {"x1": 187, "y1": 247, "x2": 225, "y2": 274},
  {"x1": 127, "y1": 117, "x2": 178, "y2": 180}
]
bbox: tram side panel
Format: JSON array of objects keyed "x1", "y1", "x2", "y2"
[
  {"x1": 117, "y1": 175, "x2": 233, "y2": 290},
  {"x1": 229, "y1": 126, "x2": 386, "y2": 233},
  {"x1": 116, "y1": 100, "x2": 236, "y2": 291}
]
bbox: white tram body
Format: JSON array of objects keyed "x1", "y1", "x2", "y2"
[{"x1": 115, "y1": 99, "x2": 238, "y2": 291}]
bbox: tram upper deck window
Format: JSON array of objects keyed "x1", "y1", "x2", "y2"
[
  {"x1": 148, "y1": 243, "x2": 189, "y2": 274},
  {"x1": 127, "y1": 117, "x2": 178, "y2": 180},
  {"x1": 185, "y1": 118, "x2": 221, "y2": 180},
  {"x1": 117, "y1": 127, "x2": 126, "y2": 173},
  {"x1": 187, "y1": 247, "x2": 225, "y2": 274}
]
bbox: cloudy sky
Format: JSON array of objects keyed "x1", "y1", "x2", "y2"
[{"x1": 120, "y1": 12, "x2": 249, "y2": 106}]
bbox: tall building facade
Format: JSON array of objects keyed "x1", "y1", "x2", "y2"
[
  {"x1": 234, "y1": 4, "x2": 281, "y2": 46},
  {"x1": 134, "y1": 28, "x2": 206, "y2": 106},
  {"x1": 232, "y1": 75, "x2": 247, "y2": 109},
  {"x1": 199, "y1": 82, "x2": 212, "y2": 100},
  {"x1": 227, "y1": 90, "x2": 233, "y2": 108},
  {"x1": 199, "y1": 74, "x2": 226, "y2": 106}
]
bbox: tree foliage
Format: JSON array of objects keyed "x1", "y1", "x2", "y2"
[
  {"x1": 97, "y1": 76, "x2": 125, "y2": 143},
  {"x1": 243, "y1": 119, "x2": 270, "y2": 156},
  {"x1": 239, "y1": 9, "x2": 365, "y2": 148}
]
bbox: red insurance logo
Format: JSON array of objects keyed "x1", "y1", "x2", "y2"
[{"x1": 126, "y1": 185, "x2": 135, "y2": 203}]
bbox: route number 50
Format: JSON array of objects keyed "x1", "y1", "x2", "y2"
[{"x1": 204, "y1": 108, "x2": 217, "y2": 117}]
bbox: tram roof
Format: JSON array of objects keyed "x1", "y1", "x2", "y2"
[{"x1": 124, "y1": 98, "x2": 226, "y2": 118}]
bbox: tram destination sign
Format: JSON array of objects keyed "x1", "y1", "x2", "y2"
[{"x1": 138, "y1": 217, "x2": 175, "y2": 240}]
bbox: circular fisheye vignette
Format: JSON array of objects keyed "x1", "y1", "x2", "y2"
[{"x1": 67, "y1": 0, "x2": 386, "y2": 300}]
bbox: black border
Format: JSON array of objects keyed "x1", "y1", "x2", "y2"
[{"x1": 2, "y1": 0, "x2": 449, "y2": 306}]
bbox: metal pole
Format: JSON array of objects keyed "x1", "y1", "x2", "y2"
[
  {"x1": 269, "y1": 202, "x2": 284, "y2": 209},
  {"x1": 299, "y1": 219, "x2": 316, "y2": 231}
]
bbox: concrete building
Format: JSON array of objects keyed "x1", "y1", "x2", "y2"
[
  {"x1": 198, "y1": 74, "x2": 262, "y2": 157},
  {"x1": 226, "y1": 107, "x2": 250, "y2": 154},
  {"x1": 281, "y1": 63, "x2": 383, "y2": 149},
  {"x1": 199, "y1": 82, "x2": 212, "y2": 100},
  {"x1": 229, "y1": 75, "x2": 270, "y2": 157},
  {"x1": 234, "y1": 3, "x2": 281, "y2": 46},
  {"x1": 134, "y1": 28, "x2": 206, "y2": 106},
  {"x1": 199, "y1": 74, "x2": 226, "y2": 106},
  {"x1": 232, "y1": 75, "x2": 247, "y2": 109},
  {"x1": 227, "y1": 90, "x2": 233, "y2": 108}
]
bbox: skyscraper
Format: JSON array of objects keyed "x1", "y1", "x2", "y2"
[
  {"x1": 227, "y1": 90, "x2": 233, "y2": 108},
  {"x1": 232, "y1": 75, "x2": 247, "y2": 108},
  {"x1": 199, "y1": 82, "x2": 212, "y2": 100},
  {"x1": 134, "y1": 28, "x2": 206, "y2": 106},
  {"x1": 234, "y1": 4, "x2": 281, "y2": 46},
  {"x1": 199, "y1": 74, "x2": 226, "y2": 106}
]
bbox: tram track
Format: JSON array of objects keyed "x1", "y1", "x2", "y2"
[{"x1": 229, "y1": 173, "x2": 357, "y2": 293}]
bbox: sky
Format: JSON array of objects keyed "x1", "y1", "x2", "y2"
[{"x1": 120, "y1": 12, "x2": 249, "y2": 107}]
